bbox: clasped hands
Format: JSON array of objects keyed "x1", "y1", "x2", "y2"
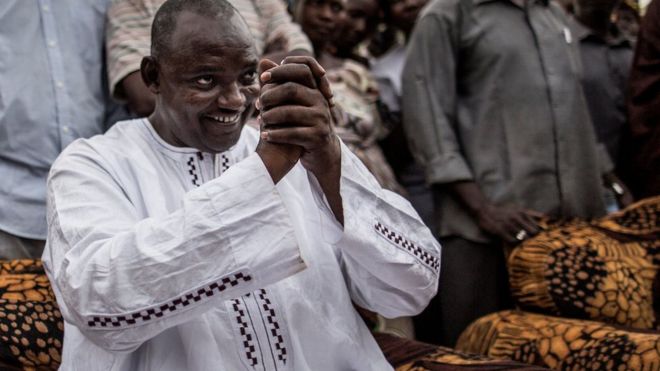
[{"x1": 255, "y1": 56, "x2": 340, "y2": 184}]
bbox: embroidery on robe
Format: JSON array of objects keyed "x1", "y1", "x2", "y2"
[
  {"x1": 228, "y1": 289, "x2": 291, "y2": 370},
  {"x1": 232, "y1": 296, "x2": 262, "y2": 367},
  {"x1": 221, "y1": 154, "x2": 231, "y2": 173},
  {"x1": 187, "y1": 156, "x2": 201, "y2": 187},
  {"x1": 374, "y1": 222, "x2": 440, "y2": 274},
  {"x1": 256, "y1": 289, "x2": 289, "y2": 367},
  {"x1": 85, "y1": 271, "x2": 252, "y2": 328}
]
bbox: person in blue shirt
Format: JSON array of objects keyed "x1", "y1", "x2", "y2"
[{"x1": 0, "y1": 1, "x2": 129, "y2": 259}]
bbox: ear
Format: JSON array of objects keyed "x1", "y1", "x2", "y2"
[{"x1": 141, "y1": 56, "x2": 161, "y2": 94}]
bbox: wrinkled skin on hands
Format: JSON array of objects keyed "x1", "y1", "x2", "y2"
[{"x1": 257, "y1": 56, "x2": 339, "y2": 179}]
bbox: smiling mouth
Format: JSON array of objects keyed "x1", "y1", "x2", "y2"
[{"x1": 206, "y1": 114, "x2": 241, "y2": 125}]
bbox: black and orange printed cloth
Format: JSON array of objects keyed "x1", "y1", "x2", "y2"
[
  {"x1": 457, "y1": 310, "x2": 660, "y2": 370},
  {"x1": 508, "y1": 196, "x2": 660, "y2": 330},
  {"x1": 0, "y1": 259, "x2": 62, "y2": 370},
  {"x1": 373, "y1": 332, "x2": 547, "y2": 371}
]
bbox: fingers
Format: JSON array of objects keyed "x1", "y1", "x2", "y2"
[
  {"x1": 517, "y1": 214, "x2": 540, "y2": 236},
  {"x1": 258, "y1": 59, "x2": 279, "y2": 77},
  {"x1": 281, "y1": 56, "x2": 334, "y2": 103},
  {"x1": 260, "y1": 105, "x2": 329, "y2": 128},
  {"x1": 260, "y1": 63, "x2": 318, "y2": 90},
  {"x1": 509, "y1": 211, "x2": 540, "y2": 243},
  {"x1": 260, "y1": 125, "x2": 333, "y2": 150},
  {"x1": 523, "y1": 209, "x2": 546, "y2": 220},
  {"x1": 281, "y1": 56, "x2": 326, "y2": 78},
  {"x1": 259, "y1": 82, "x2": 324, "y2": 110}
]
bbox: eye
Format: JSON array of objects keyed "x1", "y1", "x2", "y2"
[
  {"x1": 195, "y1": 75, "x2": 214, "y2": 87},
  {"x1": 331, "y1": 2, "x2": 344, "y2": 13},
  {"x1": 241, "y1": 70, "x2": 257, "y2": 84}
]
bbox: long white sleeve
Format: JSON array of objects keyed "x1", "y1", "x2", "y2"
[
  {"x1": 43, "y1": 145, "x2": 305, "y2": 352},
  {"x1": 312, "y1": 144, "x2": 441, "y2": 319}
]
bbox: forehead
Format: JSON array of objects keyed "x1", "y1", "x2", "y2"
[
  {"x1": 307, "y1": 0, "x2": 346, "y2": 8},
  {"x1": 346, "y1": 0, "x2": 378, "y2": 12},
  {"x1": 165, "y1": 10, "x2": 257, "y2": 66}
]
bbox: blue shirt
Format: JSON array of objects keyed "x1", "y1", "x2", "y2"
[{"x1": 0, "y1": 0, "x2": 127, "y2": 239}]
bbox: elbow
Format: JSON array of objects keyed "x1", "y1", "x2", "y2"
[
  {"x1": 54, "y1": 277, "x2": 146, "y2": 354},
  {"x1": 57, "y1": 298, "x2": 145, "y2": 354},
  {"x1": 377, "y1": 278, "x2": 439, "y2": 319},
  {"x1": 81, "y1": 327, "x2": 145, "y2": 354}
]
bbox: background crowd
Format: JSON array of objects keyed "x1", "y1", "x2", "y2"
[{"x1": 1, "y1": 0, "x2": 659, "y2": 358}]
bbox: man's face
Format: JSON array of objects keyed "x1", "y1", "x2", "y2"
[
  {"x1": 151, "y1": 11, "x2": 259, "y2": 153},
  {"x1": 389, "y1": 0, "x2": 428, "y2": 34},
  {"x1": 301, "y1": 0, "x2": 347, "y2": 47},
  {"x1": 337, "y1": 0, "x2": 379, "y2": 51}
]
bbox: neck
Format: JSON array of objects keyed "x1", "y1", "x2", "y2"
[{"x1": 312, "y1": 41, "x2": 327, "y2": 59}]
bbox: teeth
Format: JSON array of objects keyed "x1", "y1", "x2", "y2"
[{"x1": 210, "y1": 114, "x2": 240, "y2": 123}]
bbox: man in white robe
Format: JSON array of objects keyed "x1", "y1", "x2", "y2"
[{"x1": 42, "y1": 0, "x2": 440, "y2": 369}]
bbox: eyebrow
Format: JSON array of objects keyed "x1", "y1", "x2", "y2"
[{"x1": 178, "y1": 59, "x2": 258, "y2": 76}]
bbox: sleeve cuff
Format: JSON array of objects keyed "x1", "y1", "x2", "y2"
[
  {"x1": 203, "y1": 153, "x2": 307, "y2": 284},
  {"x1": 425, "y1": 154, "x2": 474, "y2": 185}
]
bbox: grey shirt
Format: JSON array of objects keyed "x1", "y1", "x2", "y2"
[
  {"x1": 402, "y1": 0, "x2": 609, "y2": 242},
  {"x1": 573, "y1": 20, "x2": 633, "y2": 161}
]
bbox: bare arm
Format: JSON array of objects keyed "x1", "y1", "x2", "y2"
[{"x1": 445, "y1": 181, "x2": 541, "y2": 244}]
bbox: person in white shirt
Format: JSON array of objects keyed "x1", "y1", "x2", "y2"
[{"x1": 42, "y1": 0, "x2": 440, "y2": 370}]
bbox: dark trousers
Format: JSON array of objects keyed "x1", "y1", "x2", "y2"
[{"x1": 414, "y1": 237, "x2": 512, "y2": 347}]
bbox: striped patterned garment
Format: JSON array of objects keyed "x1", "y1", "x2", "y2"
[{"x1": 106, "y1": 0, "x2": 311, "y2": 99}]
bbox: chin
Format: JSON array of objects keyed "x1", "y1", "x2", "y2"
[{"x1": 205, "y1": 131, "x2": 242, "y2": 154}]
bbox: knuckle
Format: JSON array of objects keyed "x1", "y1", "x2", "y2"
[
  {"x1": 261, "y1": 109, "x2": 275, "y2": 124},
  {"x1": 284, "y1": 82, "x2": 299, "y2": 99}
]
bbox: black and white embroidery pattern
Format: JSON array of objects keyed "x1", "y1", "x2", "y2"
[
  {"x1": 221, "y1": 154, "x2": 231, "y2": 173},
  {"x1": 86, "y1": 271, "x2": 251, "y2": 328},
  {"x1": 257, "y1": 289, "x2": 288, "y2": 365},
  {"x1": 229, "y1": 289, "x2": 290, "y2": 370},
  {"x1": 232, "y1": 297, "x2": 260, "y2": 367},
  {"x1": 187, "y1": 156, "x2": 200, "y2": 187},
  {"x1": 375, "y1": 222, "x2": 440, "y2": 274}
]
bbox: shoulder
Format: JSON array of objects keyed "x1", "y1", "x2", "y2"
[
  {"x1": 51, "y1": 119, "x2": 151, "y2": 175},
  {"x1": 420, "y1": 0, "x2": 471, "y2": 20}
]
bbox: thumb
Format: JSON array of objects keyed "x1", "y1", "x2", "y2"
[{"x1": 258, "y1": 58, "x2": 279, "y2": 76}]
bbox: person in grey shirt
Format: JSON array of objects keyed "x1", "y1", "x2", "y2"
[
  {"x1": 0, "y1": 1, "x2": 127, "y2": 259},
  {"x1": 402, "y1": 0, "x2": 631, "y2": 346},
  {"x1": 571, "y1": 0, "x2": 634, "y2": 163}
]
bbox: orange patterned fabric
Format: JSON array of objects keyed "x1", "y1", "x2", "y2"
[
  {"x1": 373, "y1": 332, "x2": 547, "y2": 371},
  {"x1": 508, "y1": 197, "x2": 660, "y2": 329},
  {"x1": 0, "y1": 259, "x2": 62, "y2": 370},
  {"x1": 456, "y1": 310, "x2": 660, "y2": 370}
]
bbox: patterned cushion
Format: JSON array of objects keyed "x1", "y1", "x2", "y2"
[
  {"x1": 456, "y1": 310, "x2": 660, "y2": 370},
  {"x1": 0, "y1": 259, "x2": 63, "y2": 370},
  {"x1": 508, "y1": 197, "x2": 660, "y2": 329},
  {"x1": 373, "y1": 332, "x2": 547, "y2": 370}
]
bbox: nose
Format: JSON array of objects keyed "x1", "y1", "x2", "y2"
[
  {"x1": 216, "y1": 82, "x2": 245, "y2": 112},
  {"x1": 319, "y1": 4, "x2": 334, "y2": 22},
  {"x1": 355, "y1": 18, "x2": 367, "y2": 34}
]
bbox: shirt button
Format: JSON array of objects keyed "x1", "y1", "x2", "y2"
[
  {"x1": 62, "y1": 126, "x2": 70, "y2": 134},
  {"x1": 48, "y1": 41, "x2": 56, "y2": 48},
  {"x1": 42, "y1": 5, "x2": 50, "y2": 12},
  {"x1": 56, "y1": 81, "x2": 64, "y2": 88}
]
